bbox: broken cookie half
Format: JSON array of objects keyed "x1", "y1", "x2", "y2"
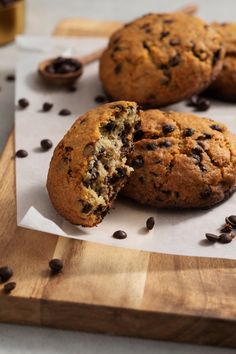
[{"x1": 47, "y1": 101, "x2": 140, "y2": 226}]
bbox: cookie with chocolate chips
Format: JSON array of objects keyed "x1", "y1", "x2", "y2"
[
  {"x1": 47, "y1": 101, "x2": 140, "y2": 226},
  {"x1": 99, "y1": 12, "x2": 224, "y2": 107},
  {"x1": 206, "y1": 22, "x2": 236, "y2": 102},
  {"x1": 122, "y1": 109, "x2": 236, "y2": 209}
]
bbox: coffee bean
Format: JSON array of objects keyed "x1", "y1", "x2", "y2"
[
  {"x1": 226, "y1": 215, "x2": 236, "y2": 227},
  {"x1": 112, "y1": 230, "x2": 127, "y2": 239},
  {"x1": 210, "y1": 124, "x2": 222, "y2": 132},
  {"x1": 40, "y1": 139, "x2": 53, "y2": 151},
  {"x1": 46, "y1": 57, "x2": 81, "y2": 74},
  {"x1": 162, "y1": 124, "x2": 175, "y2": 135},
  {"x1": 169, "y1": 54, "x2": 181, "y2": 67},
  {"x1": 3, "y1": 282, "x2": 16, "y2": 293},
  {"x1": 6, "y1": 74, "x2": 15, "y2": 82},
  {"x1": 183, "y1": 128, "x2": 194, "y2": 137},
  {"x1": 59, "y1": 109, "x2": 71, "y2": 116},
  {"x1": 187, "y1": 96, "x2": 199, "y2": 107},
  {"x1": 42, "y1": 102, "x2": 53, "y2": 112},
  {"x1": 194, "y1": 98, "x2": 210, "y2": 112},
  {"x1": 68, "y1": 85, "x2": 77, "y2": 92},
  {"x1": 94, "y1": 95, "x2": 106, "y2": 103},
  {"x1": 0, "y1": 266, "x2": 13, "y2": 282},
  {"x1": 159, "y1": 141, "x2": 172, "y2": 148},
  {"x1": 146, "y1": 217, "x2": 155, "y2": 230},
  {"x1": 205, "y1": 233, "x2": 220, "y2": 242},
  {"x1": 18, "y1": 98, "x2": 29, "y2": 109},
  {"x1": 15, "y1": 149, "x2": 28, "y2": 158},
  {"x1": 219, "y1": 233, "x2": 232, "y2": 244},
  {"x1": 49, "y1": 259, "x2": 63, "y2": 273},
  {"x1": 221, "y1": 224, "x2": 232, "y2": 233}
]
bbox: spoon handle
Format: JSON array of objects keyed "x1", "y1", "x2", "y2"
[
  {"x1": 79, "y1": 47, "x2": 105, "y2": 66},
  {"x1": 178, "y1": 3, "x2": 198, "y2": 15}
]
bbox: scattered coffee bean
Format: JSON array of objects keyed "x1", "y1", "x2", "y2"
[
  {"x1": 42, "y1": 102, "x2": 53, "y2": 112},
  {"x1": 3, "y1": 282, "x2": 16, "y2": 293},
  {"x1": 18, "y1": 98, "x2": 29, "y2": 109},
  {"x1": 94, "y1": 95, "x2": 106, "y2": 103},
  {"x1": 205, "y1": 233, "x2": 220, "y2": 242},
  {"x1": 227, "y1": 215, "x2": 236, "y2": 227},
  {"x1": 59, "y1": 109, "x2": 71, "y2": 116},
  {"x1": 0, "y1": 266, "x2": 13, "y2": 282},
  {"x1": 112, "y1": 230, "x2": 127, "y2": 239},
  {"x1": 183, "y1": 128, "x2": 195, "y2": 137},
  {"x1": 49, "y1": 259, "x2": 63, "y2": 273},
  {"x1": 6, "y1": 74, "x2": 15, "y2": 82},
  {"x1": 40, "y1": 139, "x2": 53, "y2": 151},
  {"x1": 210, "y1": 124, "x2": 222, "y2": 132},
  {"x1": 162, "y1": 124, "x2": 175, "y2": 135},
  {"x1": 15, "y1": 149, "x2": 28, "y2": 158},
  {"x1": 45, "y1": 57, "x2": 82, "y2": 74},
  {"x1": 146, "y1": 217, "x2": 155, "y2": 230},
  {"x1": 221, "y1": 224, "x2": 232, "y2": 233},
  {"x1": 219, "y1": 233, "x2": 232, "y2": 244},
  {"x1": 194, "y1": 97, "x2": 210, "y2": 112}
]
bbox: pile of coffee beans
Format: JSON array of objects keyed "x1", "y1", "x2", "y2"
[
  {"x1": 205, "y1": 215, "x2": 236, "y2": 244},
  {"x1": 45, "y1": 57, "x2": 82, "y2": 75}
]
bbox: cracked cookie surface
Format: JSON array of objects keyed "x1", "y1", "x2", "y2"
[
  {"x1": 122, "y1": 109, "x2": 236, "y2": 209},
  {"x1": 99, "y1": 12, "x2": 224, "y2": 107},
  {"x1": 207, "y1": 22, "x2": 236, "y2": 101},
  {"x1": 47, "y1": 101, "x2": 140, "y2": 226}
]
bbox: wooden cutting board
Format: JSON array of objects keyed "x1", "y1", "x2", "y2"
[{"x1": 0, "y1": 18, "x2": 236, "y2": 348}]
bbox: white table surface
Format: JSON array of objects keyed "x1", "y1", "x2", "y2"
[{"x1": 0, "y1": 0, "x2": 235, "y2": 353}]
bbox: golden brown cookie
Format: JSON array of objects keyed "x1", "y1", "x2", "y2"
[
  {"x1": 207, "y1": 22, "x2": 236, "y2": 101},
  {"x1": 47, "y1": 101, "x2": 140, "y2": 226},
  {"x1": 99, "y1": 12, "x2": 224, "y2": 107},
  {"x1": 122, "y1": 109, "x2": 236, "y2": 209}
]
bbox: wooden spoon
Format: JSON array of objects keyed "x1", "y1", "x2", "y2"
[{"x1": 38, "y1": 3, "x2": 198, "y2": 87}]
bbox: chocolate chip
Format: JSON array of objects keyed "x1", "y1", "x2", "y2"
[
  {"x1": 221, "y1": 224, "x2": 232, "y2": 233},
  {"x1": 197, "y1": 133, "x2": 212, "y2": 140},
  {"x1": 200, "y1": 186, "x2": 212, "y2": 199},
  {"x1": 192, "y1": 147, "x2": 202, "y2": 155},
  {"x1": 162, "y1": 124, "x2": 175, "y2": 135},
  {"x1": 146, "y1": 142, "x2": 158, "y2": 150},
  {"x1": 142, "y1": 41, "x2": 149, "y2": 50},
  {"x1": 205, "y1": 233, "x2": 220, "y2": 242},
  {"x1": 183, "y1": 128, "x2": 195, "y2": 137},
  {"x1": 110, "y1": 168, "x2": 126, "y2": 184},
  {"x1": 169, "y1": 38, "x2": 180, "y2": 46},
  {"x1": 114, "y1": 63, "x2": 122, "y2": 74},
  {"x1": 192, "y1": 154, "x2": 201, "y2": 163},
  {"x1": 219, "y1": 233, "x2": 232, "y2": 244},
  {"x1": 82, "y1": 203, "x2": 93, "y2": 214},
  {"x1": 59, "y1": 109, "x2": 71, "y2": 116},
  {"x1": 212, "y1": 49, "x2": 221, "y2": 66},
  {"x1": 132, "y1": 155, "x2": 144, "y2": 169},
  {"x1": 49, "y1": 259, "x2": 63, "y2": 273},
  {"x1": 163, "y1": 19, "x2": 174, "y2": 24},
  {"x1": 0, "y1": 266, "x2": 13, "y2": 283},
  {"x1": 146, "y1": 217, "x2": 155, "y2": 230},
  {"x1": 112, "y1": 230, "x2": 127, "y2": 239},
  {"x1": 197, "y1": 141, "x2": 205, "y2": 149},
  {"x1": 210, "y1": 124, "x2": 222, "y2": 132},
  {"x1": 15, "y1": 149, "x2": 28, "y2": 158},
  {"x1": 65, "y1": 146, "x2": 73, "y2": 152},
  {"x1": 194, "y1": 98, "x2": 210, "y2": 112},
  {"x1": 134, "y1": 130, "x2": 144, "y2": 142},
  {"x1": 104, "y1": 121, "x2": 116, "y2": 132},
  {"x1": 6, "y1": 74, "x2": 15, "y2": 82},
  {"x1": 160, "y1": 31, "x2": 170, "y2": 39},
  {"x1": 94, "y1": 95, "x2": 106, "y2": 103},
  {"x1": 3, "y1": 282, "x2": 16, "y2": 293},
  {"x1": 226, "y1": 215, "x2": 236, "y2": 227},
  {"x1": 42, "y1": 102, "x2": 53, "y2": 112},
  {"x1": 40, "y1": 139, "x2": 53, "y2": 151},
  {"x1": 139, "y1": 176, "x2": 144, "y2": 183},
  {"x1": 159, "y1": 141, "x2": 172, "y2": 148},
  {"x1": 169, "y1": 54, "x2": 181, "y2": 67},
  {"x1": 18, "y1": 98, "x2": 29, "y2": 109}
]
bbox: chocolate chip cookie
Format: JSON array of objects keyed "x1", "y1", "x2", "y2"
[
  {"x1": 47, "y1": 101, "x2": 140, "y2": 226},
  {"x1": 206, "y1": 22, "x2": 236, "y2": 101},
  {"x1": 122, "y1": 109, "x2": 236, "y2": 209},
  {"x1": 99, "y1": 12, "x2": 224, "y2": 107}
]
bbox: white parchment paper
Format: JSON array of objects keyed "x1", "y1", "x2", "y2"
[{"x1": 15, "y1": 36, "x2": 236, "y2": 259}]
